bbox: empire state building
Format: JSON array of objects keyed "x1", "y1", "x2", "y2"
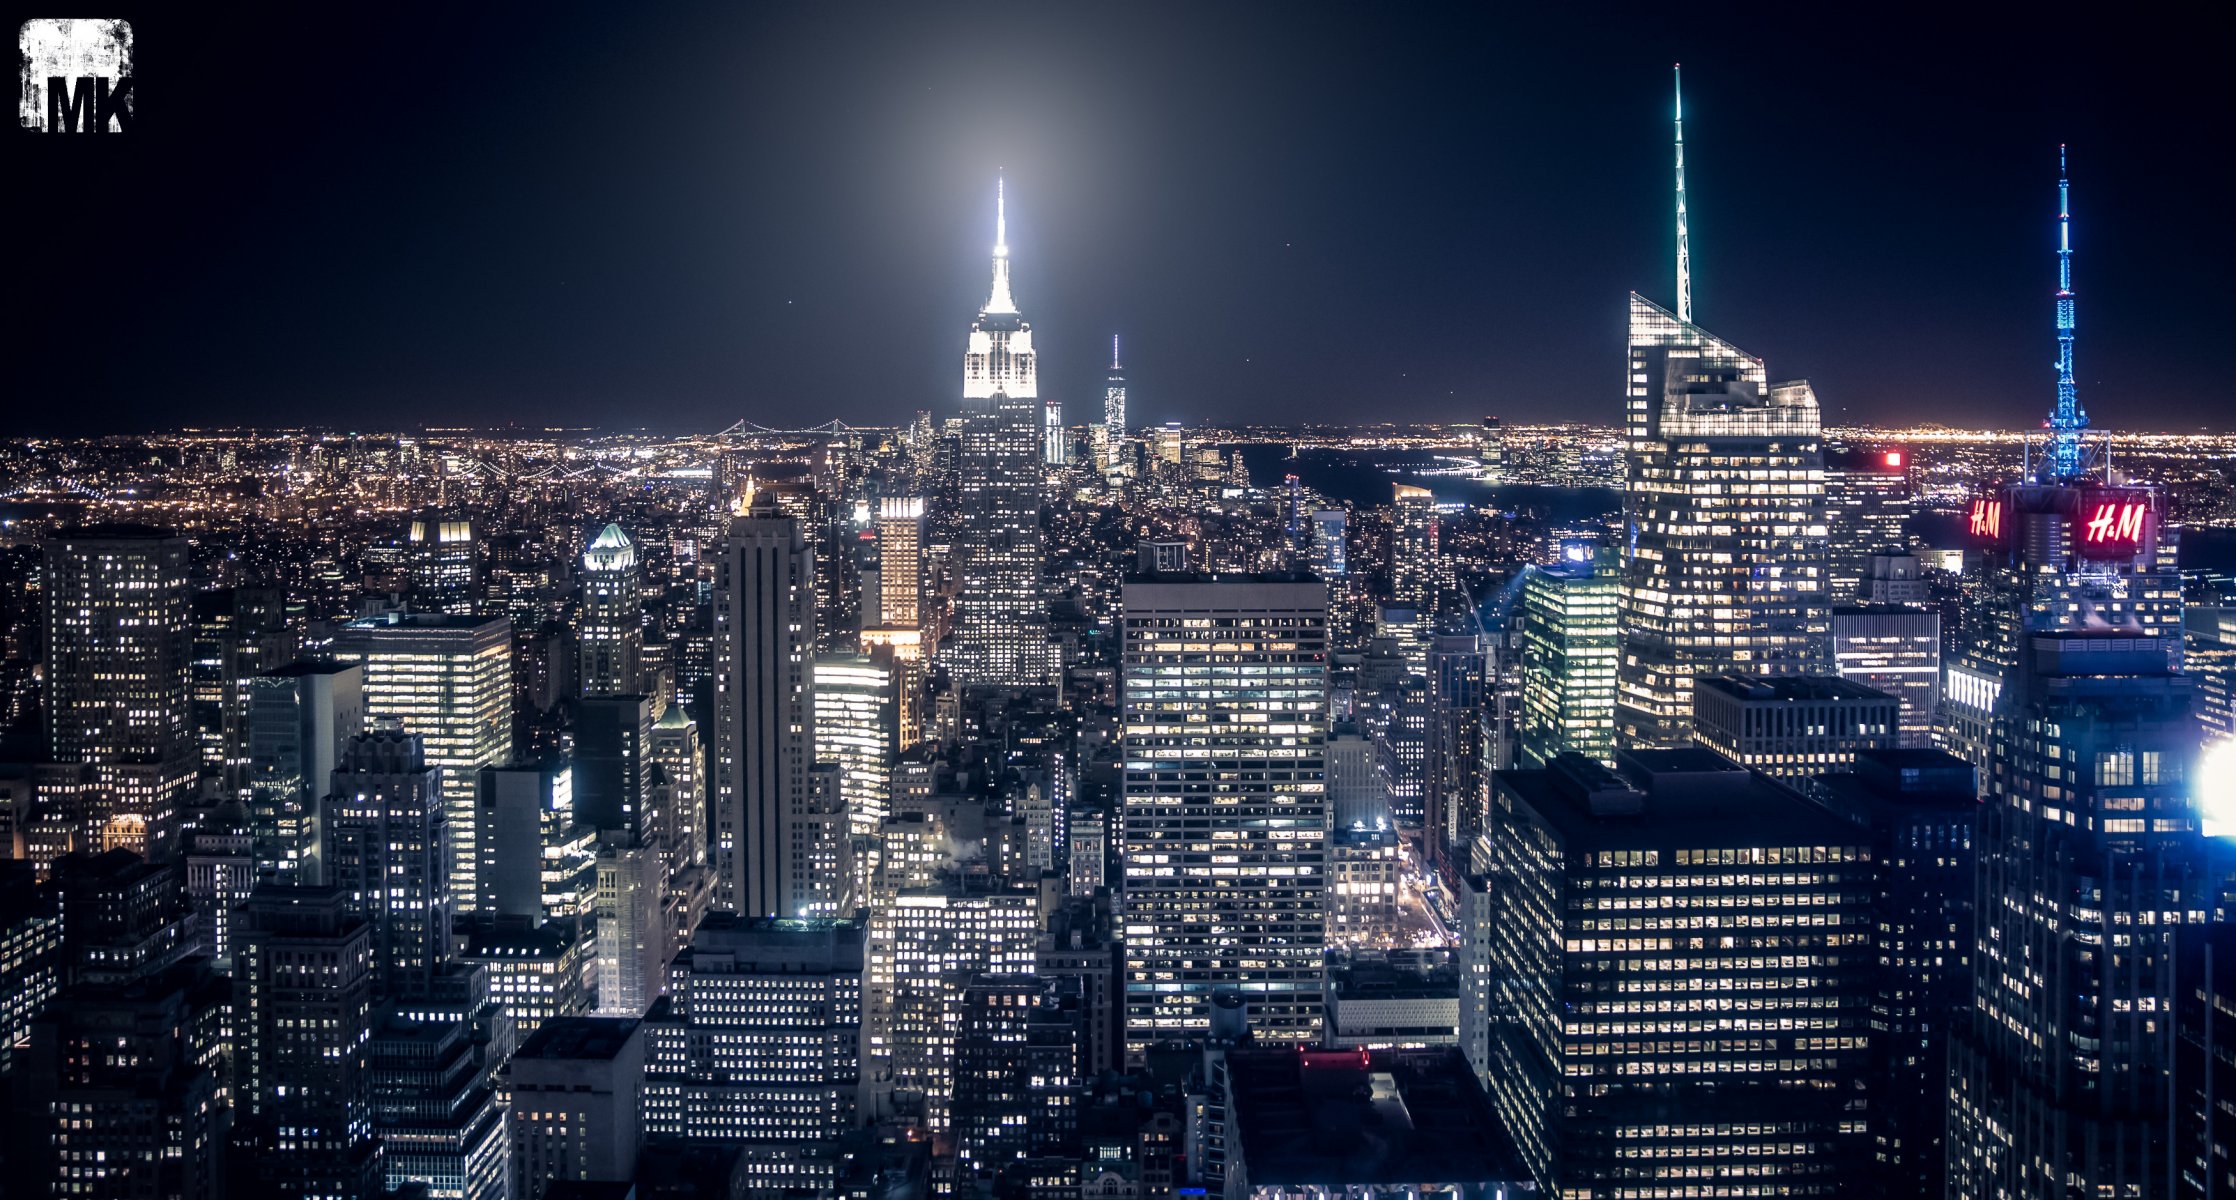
[{"x1": 950, "y1": 180, "x2": 1054, "y2": 689}]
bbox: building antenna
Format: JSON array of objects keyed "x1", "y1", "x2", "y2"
[
  {"x1": 1674, "y1": 63, "x2": 1691, "y2": 324},
  {"x1": 2046, "y1": 144, "x2": 2087, "y2": 480},
  {"x1": 1111, "y1": 333, "x2": 1121, "y2": 371}
]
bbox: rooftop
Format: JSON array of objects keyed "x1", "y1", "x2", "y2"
[
  {"x1": 1496, "y1": 750, "x2": 1866, "y2": 849},
  {"x1": 1225, "y1": 1047, "x2": 1523, "y2": 1187},
  {"x1": 515, "y1": 1015, "x2": 642, "y2": 1062},
  {"x1": 1696, "y1": 672, "x2": 1895, "y2": 704}
]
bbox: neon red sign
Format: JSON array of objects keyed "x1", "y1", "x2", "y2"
[
  {"x1": 2082, "y1": 499, "x2": 2147, "y2": 551},
  {"x1": 1968, "y1": 497, "x2": 2003, "y2": 542}
]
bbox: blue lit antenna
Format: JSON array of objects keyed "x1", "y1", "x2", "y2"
[
  {"x1": 1674, "y1": 63, "x2": 1691, "y2": 323},
  {"x1": 2046, "y1": 144, "x2": 2087, "y2": 480}
]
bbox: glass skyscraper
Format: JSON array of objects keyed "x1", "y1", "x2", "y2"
[
  {"x1": 1517, "y1": 552, "x2": 1620, "y2": 768},
  {"x1": 1617, "y1": 292, "x2": 1830, "y2": 748}
]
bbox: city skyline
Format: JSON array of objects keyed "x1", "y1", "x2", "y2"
[{"x1": 11, "y1": 5, "x2": 2230, "y2": 436}]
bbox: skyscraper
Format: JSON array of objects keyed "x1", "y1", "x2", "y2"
[
  {"x1": 326, "y1": 728, "x2": 452, "y2": 1000},
  {"x1": 1936, "y1": 151, "x2": 2182, "y2": 782},
  {"x1": 1487, "y1": 749, "x2": 1874, "y2": 1197},
  {"x1": 1824, "y1": 445, "x2": 1913, "y2": 603},
  {"x1": 243, "y1": 662, "x2": 365, "y2": 885},
  {"x1": 1104, "y1": 334, "x2": 1127, "y2": 439},
  {"x1": 1517, "y1": 553, "x2": 1620, "y2": 768},
  {"x1": 1810, "y1": 747, "x2": 1978, "y2": 1200},
  {"x1": 813, "y1": 652, "x2": 895, "y2": 839},
  {"x1": 42, "y1": 525, "x2": 195, "y2": 859},
  {"x1": 1043, "y1": 396, "x2": 1066, "y2": 466},
  {"x1": 1120, "y1": 573, "x2": 1329, "y2": 1058},
  {"x1": 1616, "y1": 72, "x2": 1829, "y2": 748},
  {"x1": 1689, "y1": 672, "x2": 1900, "y2": 780},
  {"x1": 1946, "y1": 632, "x2": 2203, "y2": 1199},
  {"x1": 334, "y1": 613, "x2": 514, "y2": 912},
  {"x1": 1832, "y1": 602, "x2": 1941, "y2": 748},
  {"x1": 407, "y1": 506, "x2": 478, "y2": 616},
  {"x1": 577, "y1": 522, "x2": 644, "y2": 698},
  {"x1": 233, "y1": 884, "x2": 384, "y2": 1200},
  {"x1": 1389, "y1": 484, "x2": 1438, "y2": 611},
  {"x1": 862, "y1": 497, "x2": 928, "y2": 749},
  {"x1": 951, "y1": 179, "x2": 1055, "y2": 690},
  {"x1": 641, "y1": 914, "x2": 865, "y2": 1188},
  {"x1": 711, "y1": 504, "x2": 823, "y2": 918}
]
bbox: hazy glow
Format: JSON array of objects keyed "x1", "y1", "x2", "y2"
[{"x1": 2204, "y1": 740, "x2": 2236, "y2": 838}]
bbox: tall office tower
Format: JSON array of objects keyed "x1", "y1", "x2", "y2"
[
  {"x1": 711, "y1": 505, "x2": 821, "y2": 918},
  {"x1": 1326, "y1": 721, "x2": 1389, "y2": 829},
  {"x1": 873, "y1": 884, "x2": 1040, "y2": 1131},
  {"x1": 1311, "y1": 508, "x2": 1348, "y2": 578},
  {"x1": 873, "y1": 496, "x2": 927, "y2": 629},
  {"x1": 577, "y1": 523, "x2": 645, "y2": 698},
  {"x1": 12, "y1": 957, "x2": 229, "y2": 1200},
  {"x1": 1690, "y1": 672, "x2": 1899, "y2": 780},
  {"x1": 1104, "y1": 334, "x2": 1127, "y2": 438},
  {"x1": 1120, "y1": 574, "x2": 1330, "y2": 1058},
  {"x1": 1389, "y1": 484, "x2": 1439, "y2": 610},
  {"x1": 1833, "y1": 603, "x2": 1941, "y2": 747},
  {"x1": 53, "y1": 849, "x2": 198, "y2": 986},
  {"x1": 189, "y1": 586, "x2": 295, "y2": 784},
  {"x1": 641, "y1": 915, "x2": 865, "y2": 1188},
  {"x1": 1823, "y1": 445, "x2": 1913, "y2": 602},
  {"x1": 595, "y1": 833, "x2": 664, "y2": 1016},
  {"x1": 952, "y1": 179, "x2": 1055, "y2": 691},
  {"x1": 407, "y1": 506, "x2": 479, "y2": 615},
  {"x1": 334, "y1": 613, "x2": 514, "y2": 912},
  {"x1": 574, "y1": 693, "x2": 655, "y2": 837},
  {"x1": 647, "y1": 704, "x2": 713, "y2": 949},
  {"x1": 475, "y1": 762, "x2": 597, "y2": 925},
  {"x1": 233, "y1": 884, "x2": 384, "y2": 1200},
  {"x1": 183, "y1": 802, "x2": 255, "y2": 969},
  {"x1": 1947, "y1": 633, "x2": 2204, "y2": 1200},
  {"x1": 1487, "y1": 749, "x2": 1874, "y2": 1197},
  {"x1": 813, "y1": 653, "x2": 896, "y2": 837},
  {"x1": 1477, "y1": 415, "x2": 1507, "y2": 484},
  {"x1": 507, "y1": 1017, "x2": 647, "y2": 1200},
  {"x1": 1938, "y1": 154, "x2": 2183, "y2": 783},
  {"x1": 366, "y1": 1009, "x2": 510, "y2": 1200},
  {"x1": 1455, "y1": 855, "x2": 1495, "y2": 1089},
  {"x1": 1517, "y1": 553, "x2": 1621, "y2": 768},
  {"x1": 327, "y1": 728, "x2": 452, "y2": 999},
  {"x1": 1617, "y1": 80, "x2": 1827, "y2": 749},
  {"x1": 1425, "y1": 633, "x2": 1489, "y2": 862},
  {"x1": 952, "y1": 975, "x2": 1087, "y2": 1177},
  {"x1": 42, "y1": 525, "x2": 195, "y2": 860},
  {"x1": 243, "y1": 662, "x2": 364, "y2": 884},
  {"x1": 1811, "y1": 748, "x2": 1977, "y2": 1200}
]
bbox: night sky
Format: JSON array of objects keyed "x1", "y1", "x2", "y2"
[{"x1": 10, "y1": 3, "x2": 2230, "y2": 435}]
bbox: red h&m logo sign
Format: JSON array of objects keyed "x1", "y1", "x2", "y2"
[
  {"x1": 2082, "y1": 498, "x2": 2148, "y2": 552},
  {"x1": 1968, "y1": 497, "x2": 2003, "y2": 542}
]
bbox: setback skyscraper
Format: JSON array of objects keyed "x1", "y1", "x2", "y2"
[
  {"x1": 950, "y1": 179, "x2": 1055, "y2": 690},
  {"x1": 577, "y1": 522, "x2": 645, "y2": 697},
  {"x1": 711, "y1": 502, "x2": 829, "y2": 918}
]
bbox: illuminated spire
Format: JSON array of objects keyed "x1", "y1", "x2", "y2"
[
  {"x1": 2045, "y1": 144, "x2": 2087, "y2": 481},
  {"x1": 1111, "y1": 333, "x2": 1122, "y2": 370},
  {"x1": 1674, "y1": 63, "x2": 1691, "y2": 324},
  {"x1": 984, "y1": 175, "x2": 1018, "y2": 315}
]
